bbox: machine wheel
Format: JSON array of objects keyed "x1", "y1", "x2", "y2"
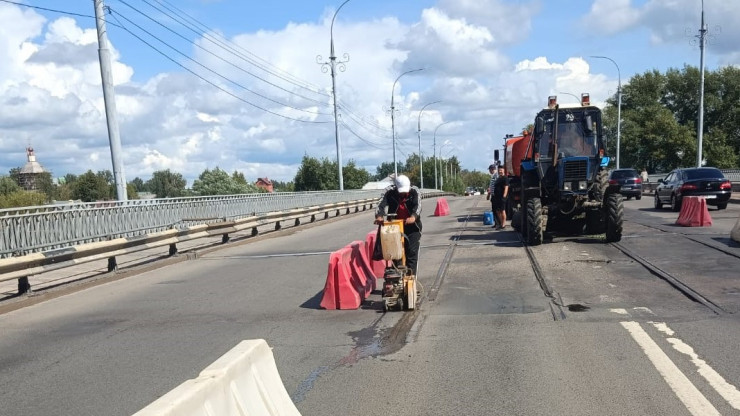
[
  {"x1": 396, "y1": 296, "x2": 405, "y2": 311},
  {"x1": 605, "y1": 193, "x2": 624, "y2": 243},
  {"x1": 636, "y1": 193, "x2": 642, "y2": 200},
  {"x1": 718, "y1": 203, "x2": 728, "y2": 210},
  {"x1": 595, "y1": 168, "x2": 609, "y2": 202},
  {"x1": 526, "y1": 197, "x2": 543, "y2": 246},
  {"x1": 654, "y1": 192, "x2": 663, "y2": 209},
  {"x1": 383, "y1": 299, "x2": 389, "y2": 312},
  {"x1": 670, "y1": 194, "x2": 681, "y2": 212}
]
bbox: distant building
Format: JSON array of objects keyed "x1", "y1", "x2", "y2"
[
  {"x1": 18, "y1": 147, "x2": 46, "y2": 190},
  {"x1": 362, "y1": 176, "x2": 394, "y2": 190},
  {"x1": 255, "y1": 177, "x2": 274, "y2": 193}
]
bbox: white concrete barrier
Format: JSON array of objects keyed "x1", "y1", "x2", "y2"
[
  {"x1": 732, "y1": 214, "x2": 740, "y2": 243},
  {"x1": 133, "y1": 339, "x2": 301, "y2": 416}
]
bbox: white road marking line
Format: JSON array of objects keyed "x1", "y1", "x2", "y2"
[
  {"x1": 649, "y1": 321, "x2": 676, "y2": 336},
  {"x1": 649, "y1": 322, "x2": 740, "y2": 410},
  {"x1": 610, "y1": 308, "x2": 629, "y2": 315},
  {"x1": 633, "y1": 307, "x2": 655, "y2": 315},
  {"x1": 620, "y1": 321, "x2": 720, "y2": 416}
]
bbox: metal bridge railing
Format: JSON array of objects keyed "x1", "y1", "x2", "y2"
[{"x1": 0, "y1": 190, "x2": 387, "y2": 259}]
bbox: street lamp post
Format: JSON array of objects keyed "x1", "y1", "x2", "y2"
[
  {"x1": 590, "y1": 55, "x2": 622, "y2": 169},
  {"x1": 417, "y1": 100, "x2": 441, "y2": 189},
  {"x1": 391, "y1": 68, "x2": 424, "y2": 177},
  {"x1": 696, "y1": 0, "x2": 707, "y2": 167},
  {"x1": 433, "y1": 122, "x2": 451, "y2": 190},
  {"x1": 558, "y1": 91, "x2": 580, "y2": 103},
  {"x1": 317, "y1": 0, "x2": 351, "y2": 190},
  {"x1": 439, "y1": 140, "x2": 451, "y2": 189}
]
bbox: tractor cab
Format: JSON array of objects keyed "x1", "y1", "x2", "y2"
[{"x1": 531, "y1": 94, "x2": 607, "y2": 200}]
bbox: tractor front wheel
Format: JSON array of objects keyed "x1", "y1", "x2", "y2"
[
  {"x1": 605, "y1": 193, "x2": 624, "y2": 242},
  {"x1": 526, "y1": 197, "x2": 543, "y2": 246}
]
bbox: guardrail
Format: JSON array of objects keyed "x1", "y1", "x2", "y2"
[
  {"x1": 0, "y1": 190, "x2": 384, "y2": 259},
  {"x1": 0, "y1": 189, "x2": 449, "y2": 295}
]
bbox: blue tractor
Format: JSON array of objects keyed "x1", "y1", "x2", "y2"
[{"x1": 510, "y1": 94, "x2": 623, "y2": 245}]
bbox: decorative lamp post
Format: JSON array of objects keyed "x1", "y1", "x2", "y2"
[{"x1": 317, "y1": 0, "x2": 352, "y2": 190}]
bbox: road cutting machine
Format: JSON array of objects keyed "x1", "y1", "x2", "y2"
[{"x1": 378, "y1": 219, "x2": 417, "y2": 312}]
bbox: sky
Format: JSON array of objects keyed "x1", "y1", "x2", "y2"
[{"x1": 0, "y1": 0, "x2": 738, "y2": 186}]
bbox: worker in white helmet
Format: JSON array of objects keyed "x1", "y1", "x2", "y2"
[{"x1": 374, "y1": 175, "x2": 422, "y2": 275}]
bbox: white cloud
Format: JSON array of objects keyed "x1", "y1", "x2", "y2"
[{"x1": 1, "y1": 0, "x2": 733, "y2": 189}]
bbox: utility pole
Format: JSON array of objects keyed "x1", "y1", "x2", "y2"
[
  {"x1": 697, "y1": 0, "x2": 707, "y2": 168},
  {"x1": 94, "y1": 0, "x2": 127, "y2": 200},
  {"x1": 417, "y1": 100, "x2": 441, "y2": 189}
]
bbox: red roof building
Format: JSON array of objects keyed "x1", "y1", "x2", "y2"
[{"x1": 255, "y1": 177, "x2": 273, "y2": 193}]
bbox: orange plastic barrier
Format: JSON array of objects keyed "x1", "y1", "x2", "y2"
[
  {"x1": 365, "y1": 230, "x2": 386, "y2": 279},
  {"x1": 434, "y1": 198, "x2": 450, "y2": 216},
  {"x1": 676, "y1": 196, "x2": 713, "y2": 227},
  {"x1": 320, "y1": 241, "x2": 376, "y2": 310}
]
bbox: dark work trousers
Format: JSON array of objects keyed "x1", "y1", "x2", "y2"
[{"x1": 404, "y1": 230, "x2": 422, "y2": 275}]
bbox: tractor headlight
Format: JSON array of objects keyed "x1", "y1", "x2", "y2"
[
  {"x1": 563, "y1": 183, "x2": 571, "y2": 191},
  {"x1": 579, "y1": 181, "x2": 588, "y2": 190}
]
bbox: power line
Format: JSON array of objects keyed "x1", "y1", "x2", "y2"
[
  {"x1": 0, "y1": 0, "x2": 96, "y2": 19},
  {"x1": 118, "y1": 0, "x2": 331, "y2": 107},
  {"x1": 107, "y1": 9, "x2": 331, "y2": 124},
  {"x1": 145, "y1": 0, "x2": 329, "y2": 97},
  {"x1": 338, "y1": 119, "x2": 387, "y2": 150},
  {"x1": 109, "y1": 7, "x2": 330, "y2": 116}
]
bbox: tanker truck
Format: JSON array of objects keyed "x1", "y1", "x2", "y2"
[{"x1": 497, "y1": 94, "x2": 623, "y2": 245}]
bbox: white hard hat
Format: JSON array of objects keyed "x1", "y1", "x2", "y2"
[{"x1": 395, "y1": 175, "x2": 411, "y2": 193}]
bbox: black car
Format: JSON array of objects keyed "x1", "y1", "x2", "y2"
[
  {"x1": 608, "y1": 168, "x2": 643, "y2": 200},
  {"x1": 654, "y1": 167, "x2": 732, "y2": 211}
]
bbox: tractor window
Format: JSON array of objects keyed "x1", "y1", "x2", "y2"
[{"x1": 556, "y1": 121, "x2": 597, "y2": 157}]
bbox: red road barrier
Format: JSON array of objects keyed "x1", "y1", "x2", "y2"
[
  {"x1": 320, "y1": 241, "x2": 377, "y2": 310},
  {"x1": 676, "y1": 196, "x2": 713, "y2": 227},
  {"x1": 365, "y1": 230, "x2": 386, "y2": 279},
  {"x1": 434, "y1": 198, "x2": 450, "y2": 216}
]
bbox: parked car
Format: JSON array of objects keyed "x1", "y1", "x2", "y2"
[
  {"x1": 464, "y1": 187, "x2": 479, "y2": 196},
  {"x1": 608, "y1": 168, "x2": 643, "y2": 200},
  {"x1": 654, "y1": 167, "x2": 732, "y2": 211}
]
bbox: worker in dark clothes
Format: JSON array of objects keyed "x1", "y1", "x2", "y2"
[{"x1": 374, "y1": 175, "x2": 422, "y2": 275}]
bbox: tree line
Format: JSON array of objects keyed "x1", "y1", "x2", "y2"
[
  {"x1": 0, "y1": 152, "x2": 471, "y2": 209},
  {"x1": 600, "y1": 65, "x2": 739, "y2": 173}
]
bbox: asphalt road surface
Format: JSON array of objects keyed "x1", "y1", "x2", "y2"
[{"x1": 1, "y1": 195, "x2": 740, "y2": 415}]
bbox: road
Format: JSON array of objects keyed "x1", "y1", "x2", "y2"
[{"x1": 1, "y1": 195, "x2": 740, "y2": 415}]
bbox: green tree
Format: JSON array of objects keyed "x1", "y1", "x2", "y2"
[
  {"x1": 294, "y1": 155, "x2": 337, "y2": 191},
  {"x1": 192, "y1": 167, "x2": 255, "y2": 195},
  {"x1": 0, "y1": 176, "x2": 21, "y2": 196},
  {"x1": 130, "y1": 177, "x2": 147, "y2": 192},
  {"x1": 71, "y1": 170, "x2": 111, "y2": 202},
  {"x1": 126, "y1": 183, "x2": 139, "y2": 200},
  {"x1": 35, "y1": 172, "x2": 56, "y2": 202},
  {"x1": 271, "y1": 180, "x2": 294, "y2": 192},
  {"x1": 342, "y1": 160, "x2": 372, "y2": 189},
  {"x1": 0, "y1": 191, "x2": 47, "y2": 209},
  {"x1": 8, "y1": 167, "x2": 21, "y2": 186},
  {"x1": 232, "y1": 171, "x2": 248, "y2": 185},
  {"x1": 146, "y1": 169, "x2": 187, "y2": 198}
]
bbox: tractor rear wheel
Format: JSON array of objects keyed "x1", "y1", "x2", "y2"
[
  {"x1": 605, "y1": 193, "x2": 624, "y2": 242},
  {"x1": 526, "y1": 197, "x2": 543, "y2": 246}
]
